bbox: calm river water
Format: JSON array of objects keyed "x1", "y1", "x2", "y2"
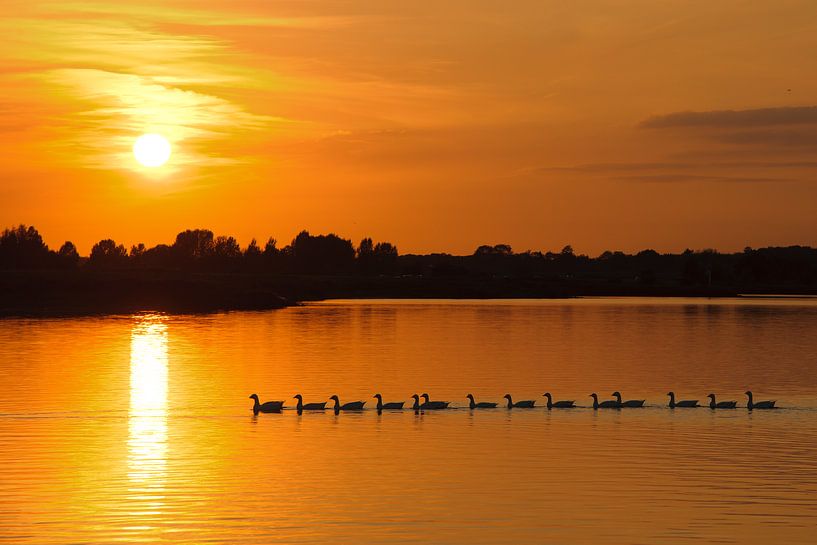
[{"x1": 1, "y1": 298, "x2": 816, "y2": 544}]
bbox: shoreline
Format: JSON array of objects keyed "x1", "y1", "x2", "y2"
[{"x1": 2, "y1": 269, "x2": 816, "y2": 318}]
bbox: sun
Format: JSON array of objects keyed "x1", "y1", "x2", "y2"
[{"x1": 133, "y1": 133, "x2": 171, "y2": 168}]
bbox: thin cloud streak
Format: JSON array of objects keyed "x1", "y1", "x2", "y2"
[
  {"x1": 1, "y1": 14, "x2": 285, "y2": 175},
  {"x1": 535, "y1": 160, "x2": 817, "y2": 173},
  {"x1": 45, "y1": 68, "x2": 272, "y2": 171},
  {"x1": 640, "y1": 105, "x2": 817, "y2": 129},
  {"x1": 47, "y1": 2, "x2": 360, "y2": 29},
  {"x1": 612, "y1": 174, "x2": 792, "y2": 184}
]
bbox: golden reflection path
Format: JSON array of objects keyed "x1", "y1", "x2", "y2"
[{"x1": 127, "y1": 313, "x2": 168, "y2": 526}]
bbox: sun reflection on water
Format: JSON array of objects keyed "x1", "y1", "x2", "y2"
[{"x1": 128, "y1": 314, "x2": 168, "y2": 516}]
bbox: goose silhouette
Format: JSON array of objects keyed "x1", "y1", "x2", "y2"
[
  {"x1": 249, "y1": 394, "x2": 284, "y2": 414},
  {"x1": 373, "y1": 394, "x2": 404, "y2": 411},
  {"x1": 707, "y1": 394, "x2": 737, "y2": 409},
  {"x1": 667, "y1": 392, "x2": 699, "y2": 408},
  {"x1": 466, "y1": 394, "x2": 498, "y2": 409},
  {"x1": 330, "y1": 395, "x2": 365, "y2": 412},
  {"x1": 542, "y1": 393, "x2": 575, "y2": 409},
  {"x1": 411, "y1": 394, "x2": 449, "y2": 410},
  {"x1": 590, "y1": 393, "x2": 620, "y2": 409},
  {"x1": 421, "y1": 393, "x2": 450, "y2": 409},
  {"x1": 293, "y1": 394, "x2": 327, "y2": 412},
  {"x1": 745, "y1": 391, "x2": 776, "y2": 410},
  {"x1": 612, "y1": 391, "x2": 645, "y2": 408},
  {"x1": 504, "y1": 394, "x2": 535, "y2": 409}
]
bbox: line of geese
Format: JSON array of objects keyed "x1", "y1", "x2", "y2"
[{"x1": 249, "y1": 391, "x2": 777, "y2": 414}]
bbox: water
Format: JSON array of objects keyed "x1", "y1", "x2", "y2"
[{"x1": 1, "y1": 298, "x2": 816, "y2": 544}]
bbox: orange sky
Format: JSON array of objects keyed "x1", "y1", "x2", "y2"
[{"x1": 2, "y1": 1, "x2": 816, "y2": 255}]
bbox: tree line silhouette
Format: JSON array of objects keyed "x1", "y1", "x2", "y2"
[
  {"x1": 2, "y1": 224, "x2": 816, "y2": 289},
  {"x1": 0, "y1": 225, "x2": 398, "y2": 275}
]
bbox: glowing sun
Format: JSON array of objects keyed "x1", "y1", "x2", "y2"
[{"x1": 133, "y1": 134, "x2": 171, "y2": 167}]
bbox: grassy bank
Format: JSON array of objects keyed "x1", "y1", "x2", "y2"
[{"x1": 2, "y1": 268, "x2": 791, "y2": 317}]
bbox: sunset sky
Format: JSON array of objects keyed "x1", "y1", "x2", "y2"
[{"x1": 2, "y1": 0, "x2": 816, "y2": 255}]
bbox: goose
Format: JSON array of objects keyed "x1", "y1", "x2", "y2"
[
  {"x1": 745, "y1": 391, "x2": 776, "y2": 410},
  {"x1": 249, "y1": 394, "x2": 284, "y2": 414},
  {"x1": 420, "y1": 393, "x2": 450, "y2": 409},
  {"x1": 590, "y1": 393, "x2": 620, "y2": 409},
  {"x1": 411, "y1": 394, "x2": 449, "y2": 410},
  {"x1": 503, "y1": 394, "x2": 535, "y2": 409},
  {"x1": 542, "y1": 393, "x2": 575, "y2": 409},
  {"x1": 466, "y1": 394, "x2": 498, "y2": 409},
  {"x1": 612, "y1": 391, "x2": 645, "y2": 408},
  {"x1": 330, "y1": 395, "x2": 365, "y2": 412},
  {"x1": 707, "y1": 394, "x2": 737, "y2": 409},
  {"x1": 293, "y1": 394, "x2": 327, "y2": 412},
  {"x1": 373, "y1": 394, "x2": 404, "y2": 411},
  {"x1": 667, "y1": 392, "x2": 699, "y2": 408}
]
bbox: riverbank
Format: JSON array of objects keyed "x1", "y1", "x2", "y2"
[
  {"x1": 0, "y1": 270, "x2": 291, "y2": 317},
  {"x1": 4, "y1": 268, "x2": 814, "y2": 317}
]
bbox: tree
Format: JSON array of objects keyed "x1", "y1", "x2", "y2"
[
  {"x1": 263, "y1": 237, "x2": 279, "y2": 256},
  {"x1": 130, "y1": 243, "x2": 146, "y2": 258},
  {"x1": 494, "y1": 244, "x2": 512, "y2": 256},
  {"x1": 288, "y1": 230, "x2": 355, "y2": 274},
  {"x1": 173, "y1": 229, "x2": 214, "y2": 267},
  {"x1": 261, "y1": 237, "x2": 283, "y2": 271},
  {"x1": 243, "y1": 238, "x2": 263, "y2": 270},
  {"x1": 213, "y1": 236, "x2": 241, "y2": 258},
  {"x1": 357, "y1": 239, "x2": 399, "y2": 274},
  {"x1": 357, "y1": 237, "x2": 375, "y2": 273},
  {"x1": 374, "y1": 242, "x2": 398, "y2": 259},
  {"x1": 357, "y1": 238, "x2": 374, "y2": 259},
  {"x1": 57, "y1": 241, "x2": 80, "y2": 268},
  {"x1": 474, "y1": 244, "x2": 513, "y2": 257},
  {"x1": 89, "y1": 239, "x2": 128, "y2": 268},
  {"x1": 211, "y1": 236, "x2": 242, "y2": 269},
  {"x1": 0, "y1": 225, "x2": 51, "y2": 268},
  {"x1": 372, "y1": 241, "x2": 398, "y2": 274},
  {"x1": 128, "y1": 243, "x2": 146, "y2": 267},
  {"x1": 142, "y1": 244, "x2": 173, "y2": 269},
  {"x1": 245, "y1": 239, "x2": 261, "y2": 258}
]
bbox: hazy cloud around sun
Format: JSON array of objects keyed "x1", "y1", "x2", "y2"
[
  {"x1": 45, "y1": 67, "x2": 272, "y2": 171},
  {"x1": 0, "y1": 12, "x2": 282, "y2": 174}
]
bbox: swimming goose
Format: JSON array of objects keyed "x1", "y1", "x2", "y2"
[
  {"x1": 667, "y1": 392, "x2": 699, "y2": 408},
  {"x1": 249, "y1": 394, "x2": 284, "y2": 414},
  {"x1": 373, "y1": 394, "x2": 404, "y2": 411},
  {"x1": 504, "y1": 394, "x2": 535, "y2": 409},
  {"x1": 590, "y1": 393, "x2": 620, "y2": 409},
  {"x1": 745, "y1": 391, "x2": 776, "y2": 410},
  {"x1": 293, "y1": 394, "x2": 327, "y2": 412},
  {"x1": 612, "y1": 391, "x2": 645, "y2": 408},
  {"x1": 542, "y1": 393, "x2": 575, "y2": 409},
  {"x1": 411, "y1": 394, "x2": 449, "y2": 410},
  {"x1": 466, "y1": 394, "x2": 498, "y2": 409},
  {"x1": 330, "y1": 395, "x2": 366, "y2": 412},
  {"x1": 420, "y1": 393, "x2": 450, "y2": 410},
  {"x1": 707, "y1": 394, "x2": 737, "y2": 409}
]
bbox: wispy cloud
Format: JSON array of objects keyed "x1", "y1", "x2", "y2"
[
  {"x1": 612, "y1": 174, "x2": 791, "y2": 184},
  {"x1": 0, "y1": 13, "x2": 282, "y2": 175},
  {"x1": 46, "y1": 2, "x2": 357, "y2": 29},
  {"x1": 45, "y1": 68, "x2": 273, "y2": 170},
  {"x1": 529, "y1": 159, "x2": 816, "y2": 185},
  {"x1": 640, "y1": 105, "x2": 817, "y2": 129},
  {"x1": 537, "y1": 160, "x2": 817, "y2": 173},
  {"x1": 716, "y1": 128, "x2": 817, "y2": 148}
]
